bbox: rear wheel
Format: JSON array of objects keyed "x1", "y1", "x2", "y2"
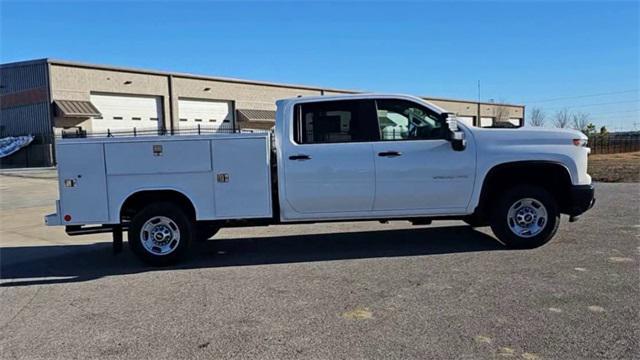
[
  {"x1": 129, "y1": 202, "x2": 193, "y2": 266},
  {"x1": 490, "y1": 185, "x2": 560, "y2": 249}
]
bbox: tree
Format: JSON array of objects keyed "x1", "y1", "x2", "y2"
[
  {"x1": 599, "y1": 126, "x2": 608, "y2": 135},
  {"x1": 529, "y1": 107, "x2": 545, "y2": 127},
  {"x1": 494, "y1": 103, "x2": 510, "y2": 123},
  {"x1": 553, "y1": 109, "x2": 571, "y2": 128},
  {"x1": 584, "y1": 123, "x2": 597, "y2": 136},
  {"x1": 572, "y1": 112, "x2": 590, "y2": 133}
]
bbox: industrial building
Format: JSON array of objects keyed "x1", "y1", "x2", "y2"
[{"x1": 0, "y1": 58, "x2": 525, "y2": 167}]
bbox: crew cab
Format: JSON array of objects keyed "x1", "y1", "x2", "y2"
[{"x1": 45, "y1": 94, "x2": 595, "y2": 265}]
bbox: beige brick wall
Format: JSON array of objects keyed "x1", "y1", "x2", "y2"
[
  {"x1": 50, "y1": 65, "x2": 171, "y2": 132},
  {"x1": 479, "y1": 103, "x2": 524, "y2": 119},
  {"x1": 49, "y1": 63, "x2": 525, "y2": 130},
  {"x1": 171, "y1": 77, "x2": 322, "y2": 130},
  {"x1": 428, "y1": 98, "x2": 524, "y2": 125},
  {"x1": 427, "y1": 99, "x2": 479, "y2": 117},
  {"x1": 173, "y1": 77, "x2": 322, "y2": 111}
]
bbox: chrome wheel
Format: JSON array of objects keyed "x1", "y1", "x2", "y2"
[
  {"x1": 507, "y1": 198, "x2": 548, "y2": 238},
  {"x1": 140, "y1": 216, "x2": 181, "y2": 255}
]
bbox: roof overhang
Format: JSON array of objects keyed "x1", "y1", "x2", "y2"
[{"x1": 54, "y1": 100, "x2": 101, "y2": 118}]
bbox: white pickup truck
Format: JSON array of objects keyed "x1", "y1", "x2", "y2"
[{"x1": 45, "y1": 94, "x2": 595, "y2": 265}]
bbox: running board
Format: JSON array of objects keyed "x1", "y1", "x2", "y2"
[{"x1": 65, "y1": 224, "x2": 128, "y2": 235}]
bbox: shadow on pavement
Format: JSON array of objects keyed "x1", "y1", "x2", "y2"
[{"x1": 1, "y1": 225, "x2": 504, "y2": 287}]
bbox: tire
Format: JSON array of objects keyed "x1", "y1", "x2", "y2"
[
  {"x1": 463, "y1": 215, "x2": 487, "y2": 228},
  {"x1": 128, "y1": 202, "x2": 193, "y2": 266},
  {"x1": 196, "y1": 223, "x2": 220, "y2": 241},
  {"x1": 490, "y1": 185, "x2": 560, "y2": 249}
]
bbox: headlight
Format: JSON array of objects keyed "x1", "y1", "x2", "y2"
[{"x1": 573, "y1": 138, "x2": 588, "y2": 147}]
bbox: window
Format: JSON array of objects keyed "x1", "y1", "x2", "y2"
[
  {"x1": 195, "y1": 118, "x2": 202, "y2": 122},
  {"x1": 113, "y1": 116, "x2": 123, "y2": 120},
  {"x1": 150, "y1": 117, "x2": 158, "y2": 121},
  {"x1": 209, "y1": 119, "x2": 216, "y2": 122},
  {"x1": 375, "y1": 99, "x2": 445, "y2": 140},
  {"x1": 294, "y1": 100, "x2": 378, "y2": 144},
  {"x1": 179, "y1": 118, "x2": 188, "y2": 122},
  {"x1": 132, "y1": 117, "x2": 142, "y2": 121}
]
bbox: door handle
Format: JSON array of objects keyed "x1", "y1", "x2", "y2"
[
  {"x1": 289, "y1": 154, "x2": 311, "y2": 161},
  {"x1": 378, "y1": 151, "x2": 402, "y2": 157}
]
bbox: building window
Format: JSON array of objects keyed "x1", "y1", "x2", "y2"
[
  {"x1": 195, "y1": 118, "x2": 202, "y2": 122},
  {"x1": 132, "y1": 117, "x2": 142, "y2": 121},
  {"x1": 150, "y1": 117, "x2": 158, "y2": 121},
  {"x1": 113, "y1": 116, "x2": 123, "y2": 120},
  {"x1": 209, "y1": 119, "x2": 216, "y2": 122},
  {"x1": 223, "y1": 119, "x2": 230, "y2": 123},
  {"x1": 179, "y1": 118, "x2": 188, "y2": 122}
]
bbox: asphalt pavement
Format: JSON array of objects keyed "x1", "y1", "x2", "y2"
[{"x1": 0, "y1": 172, "x2": 638, "y2": 359}]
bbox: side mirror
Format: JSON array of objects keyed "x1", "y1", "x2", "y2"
[
  {"x1": 445, "y1": 113, "x2": 466, "y2": 151},
  {"x1": 450, "y1": 130, "x2": 466, "y2": 151}
]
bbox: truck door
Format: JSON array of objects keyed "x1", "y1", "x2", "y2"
[
  {"x1": 372, "y1": 98, "x2": 475, "y2": 212},
  {"x1": 280, "y1": 99, "x2": 379, "y2": 216}
]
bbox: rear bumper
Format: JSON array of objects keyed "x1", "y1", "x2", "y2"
[{"x1": 567, "y1": 184, "x2": 595, "y2": 216}]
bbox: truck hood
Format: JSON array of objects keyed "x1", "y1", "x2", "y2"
[{"x1": 468, "y1": 126, "x2": 587, "y2": 146}]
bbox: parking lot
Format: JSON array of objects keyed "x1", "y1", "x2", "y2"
[{"x1": 0, "y1": 170, "x2": 638, "y2": 359}]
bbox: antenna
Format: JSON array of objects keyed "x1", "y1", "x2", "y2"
[{"x1": 477, "y1": 80, "x2": 480, "y2": 102}]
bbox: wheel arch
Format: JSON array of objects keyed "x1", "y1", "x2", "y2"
[
  {"x1": 119, "y1": 189, "x2": 197, "y2": 222},
  {"x1": 475, "y1": 161, "x2": 574, "y2": 218}
]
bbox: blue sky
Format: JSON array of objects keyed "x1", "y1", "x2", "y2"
[{"x1": 1, "y1": 1, "x2": 638, "y2": 130}]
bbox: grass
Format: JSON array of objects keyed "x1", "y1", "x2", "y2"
[{"x1": 588, "y1": 151, "x2": 640, "y2": 183}]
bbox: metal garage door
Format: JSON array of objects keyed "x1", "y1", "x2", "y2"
[
  {"x1": 457, "y1": 116, "x2": 475, "y2": 127},
  {"x1": 480, "y1": 117, "x2": 495, "y2": 127},
  {"x1": 90, "y1": 93, "x2": 163, "y2": 134},
  {"x1": 178, "y1": 98, "x2": 233, "y2": 130}
]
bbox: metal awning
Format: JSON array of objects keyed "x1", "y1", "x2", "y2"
[
  {"x1": 236, "y1": 109, "x2": 276, "y2": 130},
  {"x1": 237, "y1": 109, "x2": 275, "y2": 122},
  {"x1": 54, "y1": 100, "x2": 101, "y2": 118}
]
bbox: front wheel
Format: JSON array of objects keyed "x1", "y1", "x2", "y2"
[
  {"x1": 490, "y1": 185, "x2": 560, "y2": 249},
  {"x1": 196, "y1": 223, "x2": 220, "y2": 241},
  {"x1": 128, "y1": 202, "x2": 193, "y2": 266}
]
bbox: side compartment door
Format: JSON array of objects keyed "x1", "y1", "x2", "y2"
[
  {"x1": 211, "y1": 137, "x2": 272, "y2": 218},
  {"x1": 372, "y1": 98, "x2": 476, "y2": 212},
  {"x1": 281, "y1": 99, "x2": 379, "y2": 215},
  {"x1": 57, "y1": 142, "x2": 109, "y2": 223}
]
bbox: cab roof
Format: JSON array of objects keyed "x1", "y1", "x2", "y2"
[{"x1": 277, "y1": 93, "x2": 449, "y2": 114}]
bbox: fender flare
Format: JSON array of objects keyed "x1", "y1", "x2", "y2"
[{"x1": 471, "y1": 160, "x2": 573, "y2": 214}]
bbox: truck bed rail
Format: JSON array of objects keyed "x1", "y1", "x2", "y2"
[{"x1": 60, "y1": 125, "x2": 269, "y2": 139}]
